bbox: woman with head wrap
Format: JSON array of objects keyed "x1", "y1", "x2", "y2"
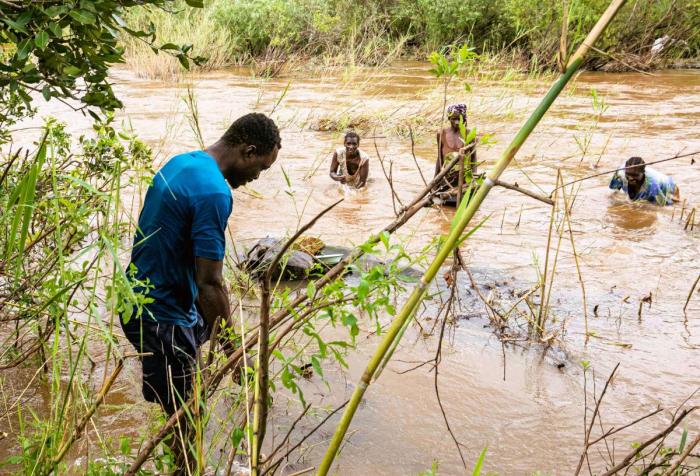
[{"x1": 434, "y1": 103, "x2": 478, "y2": 205}]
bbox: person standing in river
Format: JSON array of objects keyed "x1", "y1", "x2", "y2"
[
  {"x1": 434, "y1": 103, "x2": 478, "y2": 202},
  {"x1": 329, "y1": 131, "x2": 369, "y2": 189},
  {"x1": 609, "y1": 156, "x2": 680, "y2": 205},
  {"x1": 120, "y1": 113, "x2": 281, "y2": 475}
]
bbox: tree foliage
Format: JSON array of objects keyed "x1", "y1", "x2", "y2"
[{"x1": 0, "y1": 0, "x2": 204, "y2": 135}]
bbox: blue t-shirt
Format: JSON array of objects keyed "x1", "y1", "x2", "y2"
[{"x1": 130, "y1": 150, "x2": 233, "y2": 327}]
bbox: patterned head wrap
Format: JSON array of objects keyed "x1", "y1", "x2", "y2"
[{"x1": 447, "y1": 103, "x2": 467, "y2": 119}]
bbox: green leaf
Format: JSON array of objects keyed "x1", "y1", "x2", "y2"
[
  {"x1": 49, "y1": 22, "x2": 62, "y2": 38},
  {"x1": 4, "y1": 18, "x2": 28, "y2": 34},
  {"x1": 41, "y1": 86, "x2": 51, "y2": 101},
  {"x1": 34, "y1": 31, "x2": 49, "y2": 51},
  {"x1": 185, "y1": 0, "x2": 205, "y2": 6},
  {"x1": 379, "y1": 230, "x2": 390, "y2": 251},
  {"x1": 311, "y1": 355, "x2": 323, "y2": 377},
  {"x1": 471, "y1": 448, "x2": 487, "y2": 476},
  {"x1": 306, "y1": 282, "x2": 315, "y2": 300},
  {"x1": 119, "y1": 436, "x2": 131, "y2": 456},
  {"x1": 63, "y1": 65, "x2": 82, "y2": 76},
  {"x1": 69, "y1": 10, "x2": 96, "y2": 25},
  {"x1": 159, "y1": 43, "x2": 180, "y2": 51},
  {"x1": 45, "y1": 6, "x2": 68, "y2": 17},
  {"x1": 357, "y1": 279, "x2": 369, "y2": 300},
  {"x1": 15, "y1": 39, "x2": 33, "y2": 61},
  {"x1": 231, "y1": 427, "x2": 244, "y2": 448}
]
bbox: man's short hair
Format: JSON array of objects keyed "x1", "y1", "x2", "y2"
[
  {"x1": 625, "y1": 156, "x2": 645, "y2": 172},
  {"x1": 221, "y1": 113, "x2": 281, "y2": 155},
  {"x1": 344, "y1": 131, "x2": 360, "y2": 144}
]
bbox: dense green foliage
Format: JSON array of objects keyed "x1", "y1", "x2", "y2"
[
  {"x1": 0, "y1": 0, "x2": 203, "y2": 138},
  {"x1": 126, "y1": 0, "x2": 700, "y2": 74}
]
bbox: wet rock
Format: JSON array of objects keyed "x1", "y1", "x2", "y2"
[{"x1": 242, "y1": 237, "x2": 316, "y2": 280}]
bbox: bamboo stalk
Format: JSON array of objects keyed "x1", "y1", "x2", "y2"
[{"x1": 317, "y1": 2, "x2": 627, "y2": 473}]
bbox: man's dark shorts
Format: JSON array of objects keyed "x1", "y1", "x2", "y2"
[{"x1": 121, "y1": 315, "x2": 209, "y2": 415}]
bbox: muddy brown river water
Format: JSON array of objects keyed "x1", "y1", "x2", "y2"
[{"x1": 2, "y1": 63, "x2": 699, "y2": 475}]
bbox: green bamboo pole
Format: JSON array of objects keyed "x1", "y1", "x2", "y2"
[{"x1": 317, "y1": 1, "x2": 627, "y2": 474}]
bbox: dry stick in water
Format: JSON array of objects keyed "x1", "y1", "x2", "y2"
[
  {"x1": 684, "y1": 207, "x2": 696, "y2": 231},
  {"x1": 373, "y1": 132, "x2": 404, "y2": 215},
  {"x1": 537, "y1": 172, "x2": 561, "y2": 334},
  {"x1": 561, "y1": 181, "x2": 589, "y2": 340},
  {"x1": 251, "y1": 199, "x2": 343, "y2": 475},
  {"x1": 685, "y1": 274, "x2": 700, "y2": 312},
  {"x1": 552, "y1": 150, "x2": 700, "y2": 194},
  {"x1": 408, "y1": 125, "x2": 428, "y2": 187},
  {"x1": 126, "y1": 153, "x2": 464, "y2": 475}
]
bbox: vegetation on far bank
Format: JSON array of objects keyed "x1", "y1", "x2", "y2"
[{"x1": 122, "y1": 0, "x2": 700, "y2": 78}]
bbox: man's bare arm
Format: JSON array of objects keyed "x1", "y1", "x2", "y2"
[
  {"x1": 329, "y1": 151, "x2": 346, "y2": 183},
  {"x1": 195, "y1": 256, "x2": 232, "y2": 346}
]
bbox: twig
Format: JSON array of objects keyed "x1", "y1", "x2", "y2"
[
  {"x1": 433, "y1": 273, "x2": 468, "y2": 469},
  {"x1": 574, "y1": 363, "x2": 620, "y2": 475},
  {"x1": 52, "y1": 359, "x2": 125, "y2": 465},
  {"x1": 494, "y1": 179, "x2": 554, "y2": 206},
  {"x1": 262, "y1": 403, "x2": 311, "y2": 466},
  {"x1": 684, "y1": 274, "x2": 700, "y2": 312},
  {"x1": 552, "y1": 150, "x2": 700, "y2": 194},
  {"x1": 261, "y1": 400, "x2": 349, "y2": 476},
  {"x1": 661, "y1": 433, "x2": 700, "y2": 475},
  {"x1": 408, "y1": 125, "x2": 428, "y2": 187},
  {"x1": 373, "y1": 132, "x2": 404, "y2": 215},
  {"x1": 599, "y1": 407, "x2": 697, "y2": 476}
]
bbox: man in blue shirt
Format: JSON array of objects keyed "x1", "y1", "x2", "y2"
[
  {"x1": 120, "y1": 113, "x2": 280, "y2": 472},
  {"x1": 609, "y1": 156, "x2": 680, "y2": 205}
]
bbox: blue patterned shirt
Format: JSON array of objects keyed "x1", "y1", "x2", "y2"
[{"x1": 609, "y1": 165, "x2": 678, "y2": 206}]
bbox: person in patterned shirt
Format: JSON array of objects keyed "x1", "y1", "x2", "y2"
[{"x1": 609, "y1": 156, "x2": 680, "y2": 206}]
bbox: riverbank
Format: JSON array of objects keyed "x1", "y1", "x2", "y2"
[{"x1": 122, "y1": 0, "x2": 700, "y2": 80}]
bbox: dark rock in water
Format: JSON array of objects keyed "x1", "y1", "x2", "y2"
[
  {"x1": 242, "y1": 237, "x2": 317, "y2": 280},
  {"x1": 241, "y1": 238, "x2": 424, "y2": 282}
]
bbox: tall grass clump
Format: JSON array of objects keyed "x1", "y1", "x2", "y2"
[
  {"x1": 0, "y1": 118, "x2": 154, "y2": 473},
  {"x1": 122, "y1": 2, "x2": 234, "y2": 79}
]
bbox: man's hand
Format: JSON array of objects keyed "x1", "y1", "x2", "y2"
[{"x1": 195, "y1": 256, "x2": 233, "y2": 352}]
